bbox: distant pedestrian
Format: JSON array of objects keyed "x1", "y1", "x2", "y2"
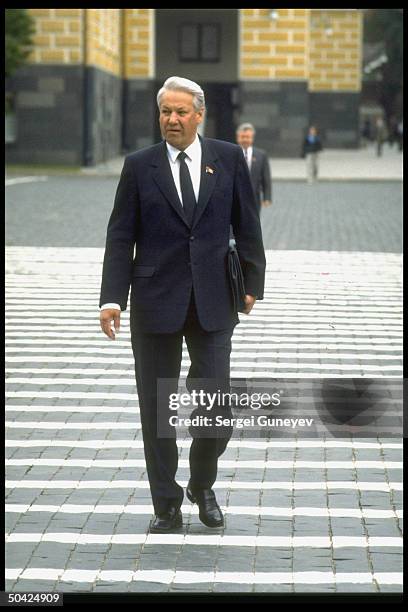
[
  {"x1": 388, "y1": 115, "x2": 398, "y2": 148},
  {"x1": 302, "y1": 125, "x2": 323, "y2": 184},
  {"x1": 361, "y1": 118, "x2": 372, "y2": 148},
  {"x1": 235, "y1": 122, "x2": 272, "y2": 210},
  {"x1": 397, "y1": 120, "x2": 403, "y2": 151},
  {"x1": 375, "y1": 117, "x2": 387, "y2": 157}
]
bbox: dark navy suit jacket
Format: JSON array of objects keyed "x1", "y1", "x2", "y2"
[{"x1": 99, "y1": 136, "x2": 266, "y2": 333}]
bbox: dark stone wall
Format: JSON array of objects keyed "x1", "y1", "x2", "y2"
[
  {"x1": 83, "y1": 67, "x2": 122, "y2": 165},
  {"x1": 5, "y1": 64, "x2": 156, "y2": 164},
  {"x1": 5, "y1": 63, "x2": 361, "y2": 165},
  {"x1": 122, "y1": 79, "x2": 157, "y2": 153},
  {"x1": 309, "y1": 92, "x2": 360, "y2": 149},
  {"x1": 5, "y1": 65, "x2": 84, "y2": 165},
  {"x1": 5, "y1": 64, "x2": 124, "y2": 166},
  {"x1": 238, "y1": 82, "x2": 361, "y2": 156},
  {"x1": 238, "y1": 80, "x2": 309, "y2": 157}
]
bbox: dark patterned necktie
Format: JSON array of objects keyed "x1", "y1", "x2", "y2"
[
  {"x1": 178, "y1": 151, "x2": 196, "y2": 226},
  {"x1": 244, "y1": 148, "x2": 249, "y2": 166}
]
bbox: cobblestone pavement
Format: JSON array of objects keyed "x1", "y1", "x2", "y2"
[
  {"x1": 5, "y1": 244, "x2": 402, "y2": 593},
  {"x1": 5, "y1": 178, "x2": 402, "y2": 253}
]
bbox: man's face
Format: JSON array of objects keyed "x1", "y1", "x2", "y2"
[
  {"x1": 159, "y1": 90, "x2": 203, "y2": 150},
  {"x1": 236, "y1": 129, "x2": 254, "y2": 149}
]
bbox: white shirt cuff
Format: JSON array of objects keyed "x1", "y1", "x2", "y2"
[{"x1": 100, "y1": 303, "x2": 121, "y2": 311}]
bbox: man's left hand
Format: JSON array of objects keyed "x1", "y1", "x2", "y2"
[
  {"x1": 262, "y1": 200, "x2": 272, "y2": 207},
  {"x1": 243, "y1": 294, "x2": 257, "y2": 314}
]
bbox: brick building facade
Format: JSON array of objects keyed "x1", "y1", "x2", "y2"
[{"x1": 5, "y1": 8, "x2": 363, "y2": 165}]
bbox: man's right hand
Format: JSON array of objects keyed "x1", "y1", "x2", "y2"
[{"x1": 100, "y1": 308, "x2": 121, "y2": 340}]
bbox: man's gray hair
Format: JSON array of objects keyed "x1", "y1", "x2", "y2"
[
  {"x1": 236, "y1": 122, "x2": 256, "y2": 134},
  {"x1": 157, "y1": 76, "x2": 205, "y2": 112}
]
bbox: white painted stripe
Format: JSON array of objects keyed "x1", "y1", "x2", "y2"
[
  {"x1": 6, "y1": 289, "x2": 402, "y2": 299},
  {"x1": 5, "y1": 303, "x2": 402, "y2": 317},
  {"x1": 6, "y1": 328, "x2": 402, "y2": 342},
  {"x1": 4, "y1": 310, "x2": 402, "y2": 326},
  {"x1": 6, "y1": 405, "x2": 140, "y2": 413},
  {"x1": 5, "y1": 308, "x2": 401, "y2": 325},
  {"x1": 26, "y1": 280, "x2": 397, "y2": 286},
  {"x1": 4, "y1": 568, "x2": 403, "y2": 585},
  {"x1": 5, "y1": 421, "x2": 141, "y2": 429},
  {"x1": 5, "y1": 176, "x2": 48, "y2": 186},
  {"x1": 4, "y1": 350, "x2": 402, "y2": 361},
  {"x1": 5, "y1": 439, "x2": 403, "y2": 449},
  {"x1": 5, "y1": 287, "x2": 402, "y2": 297},
  {"x1": 6, "y1": 291, "x2": 403, "y2": 302},
  {"x1": 5, "y1": 361, "x2": 402, "y2": 373},
  {"x1": 6, "y1": 294, "x2": 403, "y2": 307},
  {"x1": 4, "y1": 265, "x2": 401, "y2": 275},
  {"x1": 5, "y1": 504, "x2": 402, "y2": 519},
  {"x1": 4, "y1": 533, "x2": 402, "y2": 548},
  {"x1": 4, "y1": 403, "x2": 401, "y2": 414},
  {"x1": 4, "y1": 360, "x2": 404, "y2": 376},
  {"x1": 5, "y1": 367, "x2": 403, "y2": 388},
  {"x1": 5, "y1": 422, "x2": 401, "y2": 436},
  {"x1": 5, "y1": 458, "x2": 403, "y2": 469},
  {"x1": 5, "y1": 275, "x2": 400, "y2": 282},
  {"x1": 5, "y1": 325, "x2": 403, "y2": 337},
  {"x1": 5, "y1": 480, "x2": 403, "y2": 491},
  {"x1": 6, "y1": 373, "x2": 397, "y2": 381},
  {"x1": 6, "y1": 378, "x2": 138, "y2": 385},
  {"x1": 6, "y1": 393, "x2": 139, "y2": 400},
  {"x1": 4, "y1": 337, "x2": 404, "y2": 350}
]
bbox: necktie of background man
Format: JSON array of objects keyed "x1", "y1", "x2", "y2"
[
  {"x1": 244, "y1": 148, "x2": 249, "y2": 167},
  {"x1": 178, "y1": 151, "x2": 196, "y2": 226}
]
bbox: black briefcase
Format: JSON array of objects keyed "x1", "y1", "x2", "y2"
[{"x1": 228, "y1": 240, "x2": 246, "y2": 313}]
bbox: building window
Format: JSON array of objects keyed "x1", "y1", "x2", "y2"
[{"x1": 179, "y1": 23, "x2": 220, "y2": 62}]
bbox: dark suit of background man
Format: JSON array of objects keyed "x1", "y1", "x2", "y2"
[
  {"x1": 99, "y1": 76, "x2": 266, "y2": 533},
  {"x1": 236, "y1": 122, "x2": 272, "y2": 211}
]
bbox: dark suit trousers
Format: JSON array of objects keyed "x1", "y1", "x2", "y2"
[{"x1": 130, "y1": 289, "x2": 235, "y2": 515}]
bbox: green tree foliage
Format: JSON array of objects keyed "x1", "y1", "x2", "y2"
[
  {"x1": 364, "y1": 9, "x2": 403, "y2": 123},
  {"x1": 5, "y1": 9, "x2": 35, "y2": 78}
]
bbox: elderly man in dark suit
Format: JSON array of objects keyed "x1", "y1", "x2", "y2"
[
  {"x1": 99, "y1": 76, "x2": 265, "y2": 533},
  {"x1": 236, "y1": 122, "x2": 272, "y2": 210}
]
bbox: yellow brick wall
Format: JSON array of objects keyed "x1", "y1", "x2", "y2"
[
  {"x1": 240, "y1": 8, "x2": 309, "y2": 80},
  {"x1": 123, "y1": 9, "x2": 154, "y2": 78},
  {"x1": 27, "y1": 8, "x2": 83, "y2": 64},
  {"x1": 85, "y1": 9, "x2": 121, "y2": 76},
  {"x1": 26, "y1": 8, "x2": 153, "y2": 78},
  {"x1": 26, "y1": 8, "x2": 361, "y2": 89},
  {"x1": 308, "y1": 9, "x2": 362, "y2": 91},
  {"x1": 239, "y1": 8, "x2": 362, "y2": 91}
]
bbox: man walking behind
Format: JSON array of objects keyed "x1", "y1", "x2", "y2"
[{"x1": 236, "y1": 122, "x2": 272, "y2": 210}]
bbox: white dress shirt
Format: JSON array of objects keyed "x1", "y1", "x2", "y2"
[
  {"x1": 100, "y1": 134, "x2": 202, "y2": 312},
  {"x1": 166, "y1": 133, "x2": 202, "y2": 203}
]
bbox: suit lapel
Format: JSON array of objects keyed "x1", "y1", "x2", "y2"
[
  {"x1": 151, "y1": 141, "x2": 190, "y2": 228},
  {"x1": 192, "y1": 137, "x2": 219, "y2": 229}
]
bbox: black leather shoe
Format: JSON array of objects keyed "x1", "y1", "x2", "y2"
[
  {"x1": 186, "y1": 482, "x2": 224, "y2": 528},
  {"x1": 149, "y1": 506, "x2": 183, "y2": 533}
]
